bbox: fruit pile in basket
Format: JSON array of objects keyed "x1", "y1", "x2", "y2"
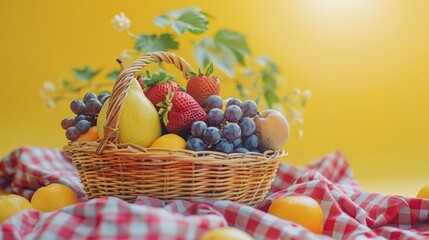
[{"x1": 61, "y1": 63, "x2": 290, "y2": 153}]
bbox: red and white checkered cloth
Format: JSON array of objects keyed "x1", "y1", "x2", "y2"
[{"x1": 1, "y1": 147, "x2": 429, "y2": 239}]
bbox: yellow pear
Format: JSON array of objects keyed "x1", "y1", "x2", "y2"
[{"x1": 97, "y1": 77, "x2": 161, "y2": 147}]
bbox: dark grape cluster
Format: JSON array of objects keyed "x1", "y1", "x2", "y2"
[
  {"x1": 186, "y1": 95, "x2": 260, "y2": 154},
  {"x1": 61, "y1": 92, "x2": 110, "y2": 141}
]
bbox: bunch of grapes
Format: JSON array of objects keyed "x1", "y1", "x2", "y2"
[
  {"x1": 186, "y1": 95, "x2": 260, "y2": 154},
  {"x1": 61, "y1": 92, "x2": 110, "y2": 141}
]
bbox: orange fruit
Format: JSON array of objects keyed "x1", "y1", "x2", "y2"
[
  {"x1": 31, "y1": 183, "x2": 79, "y2": 212},
  {"x1": 150, "y1": 133, "x2": 186, "y2": 149},
  {"x1": 417, "y1": 183, "x2": 429, "y2": 199},
  {"x1": 0, "y1": 194, "x2": 33, "y2": 223},
  {"x1": 268, "y1": 195, "x2": 324, "y2": 234},
  {"x1": 77, "y1": 126, "x2": 99, "y2": 142},
  {"x1": 200, "y1": 227, "x2": 254, "y2": 240}
]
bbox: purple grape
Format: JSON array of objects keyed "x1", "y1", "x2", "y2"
[
  {"x1": 226, "y1": 98, "x2": 242, "y2": 108},
  {"x1": 202, "y1": 127, "x2": 221, "y2": 145},
  {"x1": 230, "y1": 138, "x2": 242, "y2": 148},
  {"x1": 65, "y1": 127, "x2": 79, "y2": 141},
  {"x1": 240, "y1": 100, "x2": 258, "y2": 118},
  {"x1": 238, "y1": 117, "x2": 256, "y2": 137},
  {"x1": 225, "y1": 105, "x2": 242, "y2": 123},
  {"x1": 234, "y1": 147, "x2": 249, "y2": 153},
  {"x1": 203, "y1": 95, "x2": 223, "y2": 112},
  {"x1": 83, "y1": 92, "x2": 98, "y2": 103},
  {"x1": 75, "y1": 120, "x2": 91, "y2": 134},
  {"x1": 61, "y1": 118, "x2": 75, "y2": 130},
  {"x1": 191, "y1": 121, "x2": 208, "y2": 137},
  {"x1": 242, "y1": 134, "x2": 259, "y2": 150},
  {"x1": 186, "y1": 137, "x2": 206, "y2": 151},
  {"x1": 70, "y1": 100, "x2": 87, "y2": 115},
  {"x1": 212, "y1": 139, "x2": 234, "y2": 154},
  {"x1": 207, "y1": 108, "x2": 224, "y2": 126},
  {"x1": 86, "y1": 98, "x2": 102, "y2": 115},
  {"x1": 98, "y1": 92, "x2": 110, "y2": 104},
  {"x1": 91, "y1": 116, "x2": 98, "y2": 126},
  {"x1": 222, "y1": 123, "x2": 241, "y2": 141},
  {"x1": 74, "y1": 114, "x2": 91, "y2": 124}
]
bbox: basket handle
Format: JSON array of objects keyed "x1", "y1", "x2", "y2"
[{"x1": 96, "y1": 51, "x2": 194, "y2": 155}]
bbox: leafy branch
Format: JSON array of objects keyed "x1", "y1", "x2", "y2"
[{"x1": 40, "y1": 7, "x2": 310, "y2": 137}]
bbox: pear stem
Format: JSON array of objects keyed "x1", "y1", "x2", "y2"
[{"x1": 116, "y1": 58, "x2": 125, "y2": 71}]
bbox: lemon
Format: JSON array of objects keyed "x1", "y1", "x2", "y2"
[
  {"x1": 268, "y1": 195, "x2": 324, "y2": 234},
  {"x1": 150, "y1": 133, "x2": 186, "y2": 149},
  {"x1": 31, "y1": 183, "x2": 79, "y2": 212},
  {"x1": 0, "y1": 194, "x2": 32, "y2": 223},
  {"x1": 200, "y1": 227, "x2": 254, "y2": 240},
  {"x1": 97, "y1": 78, "x2": 162, "y2": 147},
  {"x1": 417, "y1": 183, "x2": 429, "y2": 199}
]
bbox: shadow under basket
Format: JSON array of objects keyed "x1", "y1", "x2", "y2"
[{"x1": 63, "y1": 51, "x2": 286, "y2": 208}]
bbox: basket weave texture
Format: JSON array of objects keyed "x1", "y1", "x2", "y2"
[{"x1": 64, "y1": 51, "x2": 286, "y2": 207}]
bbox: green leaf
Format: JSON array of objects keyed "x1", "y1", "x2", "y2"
[
  {"x1": 255, "y1": 56, "x2": 279, "y2": 73},
  {"x1": 236, "y1": 83, "x2": 245, "y2": 98},
  {"x1": 214, "y1": 29, "x2": 250, "y2": 65},
  {"x1": 106, "y1": 70, "x2": 121, "y2": 80},
  {"x1": 71, "y1": 65, "x2": 101, "y2": 81},
  {"x1": 61, "y1": 78, "x2": 79, "y2": 92},
  {"x1": 260, "y1": 70, "x2": 277, "y2": 88},
  {"x1": 134, "y1": 33, "x2": 179, "y2": 52},
  {"x1": 263, "y1": 88, "x2": 279, "y2": 108},
  {"x1": 155, "y1": 8, "x2": 208, "y2": 35},
  {"x1": 194, "y1": 38, "x2": 235, "y2": 77},
  {"x1": 205, "y1": 63, "x2": 214, "y2": 75},
  {"x1": 143, "y1": 70, "x2": 176, "y2": 91}
]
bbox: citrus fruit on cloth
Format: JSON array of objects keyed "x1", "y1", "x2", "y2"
[
  {"x1": 31, "y1": 183, "x2": 79, "y2": 212},
  {"x1": 268, "y1": 195, "x2": 324, "y2": 234},
  {"x1": 150, "y1": 133, "x2": 186, "y2": 149},
  {"x1": 200, "y1": 227, "x2": 254, "y2": 240},
  {"x1": 417, "y1": 183, "x2": 429, "y2": 199},
  {"x1": 0, "y1": 194, "x2": 32, "y2": 223}
]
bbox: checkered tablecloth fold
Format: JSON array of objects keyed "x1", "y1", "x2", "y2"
[{"x1": 1, "y1": 147, "x2": 428, "y2": 239}]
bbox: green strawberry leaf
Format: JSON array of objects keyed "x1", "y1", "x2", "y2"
[
  {"x1": 71, "y1": 65, "x2": 101, "y2": 81},
  {"x1": 106, "y1": 70, "x2": 121, "y2": 80},
  {"x1": 143, "y1": 70, "x2": 176, "y2": 91},
  {"x1": 134, "y1": 33, "x2": 179, "y2": 52},
  {"x1": 205, "y1": 63, "x2": 214, "y2": 75},
  {"x1": 255, "y1": 56, "x2": 279, "y2": 73},
  {"x1": 155, "y1": 8, "x2": 208, "y2": 35}
]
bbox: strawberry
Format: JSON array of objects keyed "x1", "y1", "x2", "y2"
[
  {"x1": 158, "y1": 88, "x2": 207, "y2": 135},
  {"x1": 186, "y1": 63, "x2": 221, "y2": 106},
  {"x1": 142, "y1": 70, "x2": 184, "y2": 109}
]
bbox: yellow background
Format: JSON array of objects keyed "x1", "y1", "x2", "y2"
[{"x1": 1, "y1": 0, "x2": 428, "y2": 196}]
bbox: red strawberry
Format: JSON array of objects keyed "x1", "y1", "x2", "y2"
[
  {"x1": 158, "y1": 88, "x2": 207, "y2": 135},
  {"x1": 142, "y1": 70, "x2": 184, "y2": 109},
  {"x1": 186, "y1": 63, "x2": 221, "y2": 106}
]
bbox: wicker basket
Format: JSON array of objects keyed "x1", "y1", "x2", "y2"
[{"x1": 64, "y1": 51, "x2": 286, "y2": 207}]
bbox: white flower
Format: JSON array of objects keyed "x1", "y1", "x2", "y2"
[
  {"x1": 112, "y1": 12, "x2": 131, "y2": 32},
  {"x1": 43, "y1": 81, "x2": 56, "y2": 92},
  {"x1": 292, "y1": 88, "x2": 301, "y2": 95},
  {"x1": 298, "y1": 129, "x2": 304, "y2": 138},
  {"x1": 302, "y1": 89, "x2": 312, "y2": 99},
  {"x1": 46, "y1": 99, "x2": 56, "y2": 110}
]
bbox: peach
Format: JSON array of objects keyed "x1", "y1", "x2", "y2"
[{"x1": 254, "y1": 109, "x2": 290, "y2": 152}]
